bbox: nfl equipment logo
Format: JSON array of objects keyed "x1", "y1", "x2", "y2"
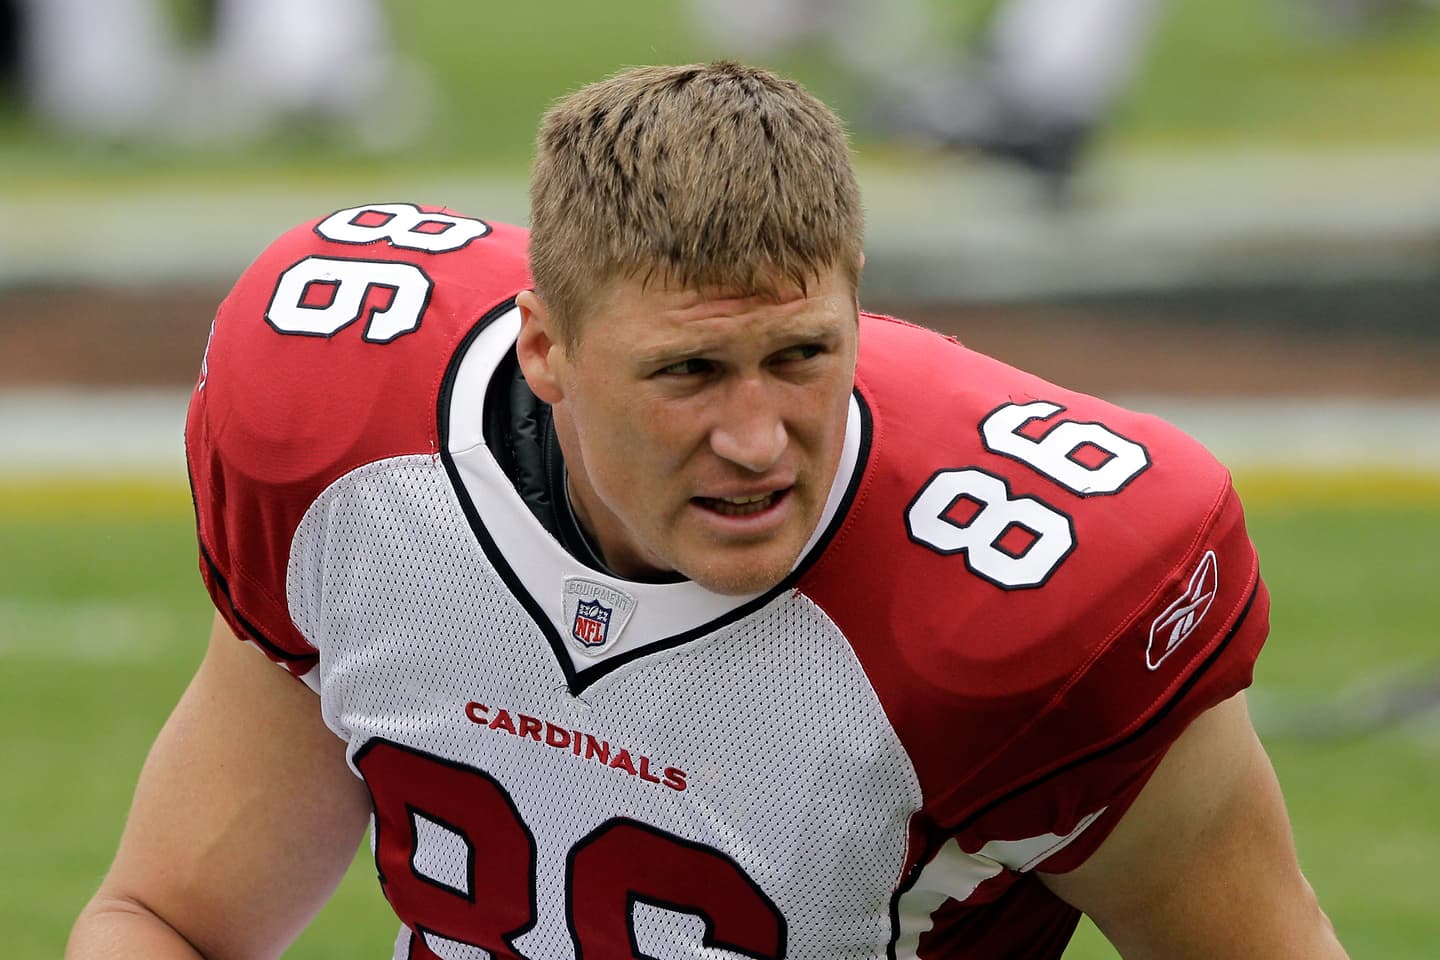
[
  {"x1": 562, "y1": 576, "x2": 636, "y2": 656},
  {"x1": 572, "y1": 599, "x2": 613, "y2": 648}
]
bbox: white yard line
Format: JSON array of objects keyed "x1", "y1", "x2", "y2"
[
  {"x1": 0, "y1": 597, "x2": 173, "y2": 662},
  {"x1": 3, "y1": 146, "x2": 1437, "y2": 301},
  {"x1": 2, "y1": 388, "x2": 1437, "y2": 477},
  {"x1": 0, "y1": 388, "x2": 189, "y2": 479},
  {"x1": 1121, "y1": 395, "x2": 1440, "y2": 473}
]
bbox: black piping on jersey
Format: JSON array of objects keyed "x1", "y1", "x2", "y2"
[
  {"x1": 185, "y1": 449, "x2": 313, "y2": 666},
  {"x1": 194, "y1": 540, "x2": 317, "y2": 666},
  {"x1": 438, "y1": 301, "x2": 875, "y2": 696},
  {"x1": 880, "y1": 577, "x2": 1260, "y2": 957}
]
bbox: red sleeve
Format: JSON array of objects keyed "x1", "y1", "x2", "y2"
[
  {"x1": 184, "y1": 204, "x2": 531, "y2": 676},
  {"x1": 954, "y1": 483, "x2": 1268, "y2": 872},
  {"x1": 803, "y1": 314, "x2": 1270, "y2": 875}
]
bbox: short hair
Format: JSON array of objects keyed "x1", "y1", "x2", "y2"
[{"x1": 528, "y1": 61, "x2": 864, "y2": 347}]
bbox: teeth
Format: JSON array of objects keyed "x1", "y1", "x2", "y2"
[{"x1": 703, "y1": 492, "x2": 776, "y2": 517}]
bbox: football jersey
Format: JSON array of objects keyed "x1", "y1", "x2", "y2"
[{"x1": 187, "y1": 203, "x2": 1269, "y2": 959}]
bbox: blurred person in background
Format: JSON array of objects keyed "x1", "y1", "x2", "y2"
[
  {"x1": 688, "y1": 0, "x2": 1166, "y2": 199},
  {"x1": 68, "y1": 61, "x2": 1347, "y2": 959},
  {"x1": 17, "y1": 0, "x2": 175, "y2": 139},
  {"x1": 1305, "y1": 0, "x2": 1440, "y2": 34},
  {"x1": 14, "y1": 0, "x2": 423, "y2": 146},
  {"x1": 690, "y1": 0, "x2": 1439, "y2": 187}
]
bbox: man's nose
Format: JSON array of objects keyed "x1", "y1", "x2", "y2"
[{"x1": 707, "y1": 376, "x2": 788, "y2": 473}]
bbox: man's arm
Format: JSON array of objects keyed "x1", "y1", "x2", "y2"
[
  {"x1": 1039, "y1": 692, "x2": 1346, "y2": 959},
  {"x1": 67, "y1": 613, "x2": 373, "y2": 959}
]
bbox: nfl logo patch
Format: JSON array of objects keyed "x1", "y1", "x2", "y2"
[
  {"x1": 572, "y1": 598, "x2": 613, "y2": 648},
  {"x1": 562, "y1": 576, "x2": 637, "y2": 656}
]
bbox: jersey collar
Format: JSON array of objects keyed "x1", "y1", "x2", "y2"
[{"x1": 440, "y1": 300, "x2": 869, "y2": 693}]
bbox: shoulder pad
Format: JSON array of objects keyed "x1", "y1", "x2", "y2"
[
  {"x1": 186, "y1": 203, "x2": 530, "y2": 669},
  {"x1": 806, "y1": 314, "x2": 1267, "y2": 840}
]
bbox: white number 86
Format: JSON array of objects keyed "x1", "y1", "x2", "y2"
[{"x1": 905, "y1": 403, "x2": 1150, "y2": 589}]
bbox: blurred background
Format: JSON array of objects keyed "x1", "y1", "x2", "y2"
[{"x1": 1, "y1": 1, "x2": 1437, "y2": 957}]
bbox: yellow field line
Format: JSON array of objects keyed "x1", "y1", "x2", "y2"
[
  {"x1": 1232, "y1": 469, "x2": 1440, "y2": 508},
  {"x1": 2, "y1": 468, "x2": 1436, "y2": 520},
  {"x1": 0, "y1": 476, "x2": 192, "y2": 519}
]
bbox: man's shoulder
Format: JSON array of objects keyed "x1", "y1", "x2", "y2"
[
  {"x1": 190, "y1": 202, "x2": 530, "y2": 489},
  {"x1": 184, "y1": 204, "x2": 531, "y2": 666},
  {"x1": 850, "y1": 310, "x2": 1233, "y2": 587},
  {"x1": 815, "y1": 313, "x2": 1265, "y2": 810},
  {"x1": 222, "y1": 202, "x2": 531, "y2": 358}
]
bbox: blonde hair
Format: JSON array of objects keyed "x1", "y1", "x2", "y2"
[{"x1": 528, "y1": 61, "x2": 864, "y2": 347}]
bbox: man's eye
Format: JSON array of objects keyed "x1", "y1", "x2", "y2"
[
  {"x1": 774, "y1": 344, "x2": 823, "y2": 363},
  {"x1": 658, "y1": 358, "x2": 714, "y2": 376}
]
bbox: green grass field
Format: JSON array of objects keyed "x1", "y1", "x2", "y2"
[{"x1": 3, "y1": 474, "x2": 1437, "y2": 958}]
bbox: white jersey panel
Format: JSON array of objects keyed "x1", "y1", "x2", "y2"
[{"x1": 286, "y1": 455, "x2": 925, "y2": 958}]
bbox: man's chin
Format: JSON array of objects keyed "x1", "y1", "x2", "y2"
[
  {"x1": 693, "y1": 573, "x2": 784, "y2": 597},
  {"x1": 679, "y1": 545, "x2": 801, "y2": 597}
]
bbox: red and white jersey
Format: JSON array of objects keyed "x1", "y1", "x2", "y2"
[{"x1": 187, "y1": 203, "x2": 1268, "y2": 959}]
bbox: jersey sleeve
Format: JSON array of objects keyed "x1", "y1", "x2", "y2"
[
  {"x1": 953, "y1": 481, "x2": 1269, "y2": 874},
  {"x1": 806, "y1": 314, "x2": 1271, "y2": 879},
  {"x1": 184, "y1": 203, "x2": 531, "y2": 677}
]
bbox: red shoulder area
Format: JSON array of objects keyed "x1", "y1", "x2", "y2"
[
  {"x1": 186, "y1": 203, "x2": 530, "y2": 666},
  {"x1": 802, "y1": 314, "x2": 1267, "y2": 834}
]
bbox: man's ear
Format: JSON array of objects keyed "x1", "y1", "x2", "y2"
[{"x1": 515, "y1": 290, "x2": 566, "y2": 405}]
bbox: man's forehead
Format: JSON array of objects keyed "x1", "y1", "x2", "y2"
[
  {"x1": 649, "y1": 280, "x2": 848, "y2": 326},
  {"x1": 606, "y1": 264, "x2": 848, "y2": 311},
  {"x1": 660, "y1": 287, "x2": 818, "y2": 325},
  {"x1": 566, "y1": 267, "x2": 856, "y2": 358}
]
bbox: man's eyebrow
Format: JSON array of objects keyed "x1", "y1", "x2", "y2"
[{"x1": 634, "y1": 322, "x2": 841, "y2": 363}]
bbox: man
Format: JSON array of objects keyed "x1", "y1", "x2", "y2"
[{"x1": 68, "y1": 62, "x2": 1347, "y2": 958}]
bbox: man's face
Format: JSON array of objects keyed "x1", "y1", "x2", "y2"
[{"x1": 519, "y1": 266, "x2": 859, "y2": 596}]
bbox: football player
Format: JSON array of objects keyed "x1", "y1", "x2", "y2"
[{"x1": 68, "y1": 62, "x2": 1347, "y2": 958}]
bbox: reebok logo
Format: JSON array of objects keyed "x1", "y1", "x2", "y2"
[{"x1": 1147, "y1": 550, "x2": 1218, "y2": 670}]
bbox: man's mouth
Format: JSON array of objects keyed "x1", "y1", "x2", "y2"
[{"x1": 694, "y1": 490, "x2": 787, "y2": 517}]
